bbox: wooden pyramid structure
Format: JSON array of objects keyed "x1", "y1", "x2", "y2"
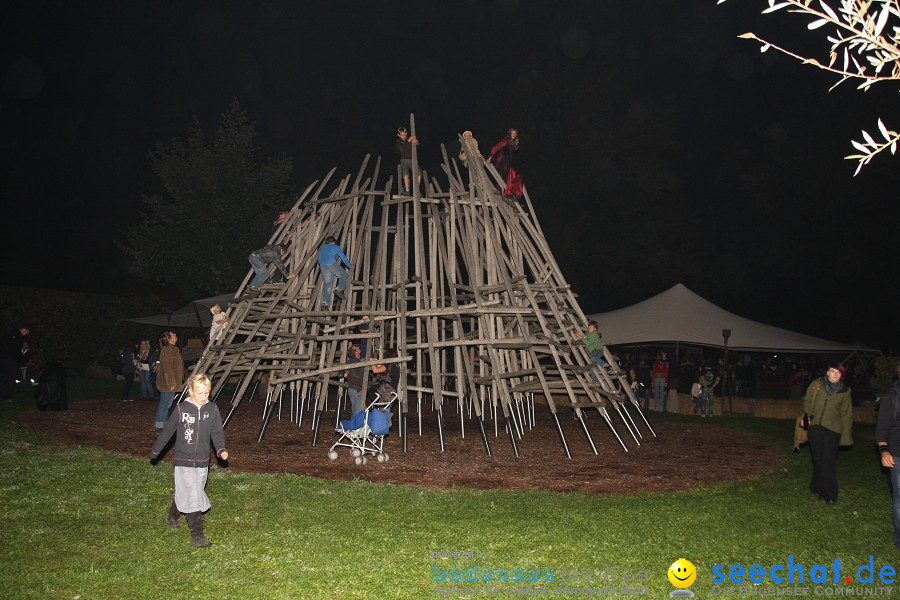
[{"x1": 193, "y1": 116, "x2": 654, "y2": 459}]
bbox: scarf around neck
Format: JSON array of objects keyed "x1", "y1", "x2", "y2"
[{"x1": 824, "y1": 377, "x2": 844, "y2": 395}]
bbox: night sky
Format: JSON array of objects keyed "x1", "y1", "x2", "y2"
[{"x1": 2, "y1": 1, "x2": 898, "y2": 350}]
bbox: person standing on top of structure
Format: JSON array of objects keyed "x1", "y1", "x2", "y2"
[
  {"x1": 488, "y1": 128, "x2": 523, "y2": 199},
  {"x1": 247, "y1": 243, "x2": 293, "y2": 293},
  {"x1": 458, "y1": 130, "x2": 482, "y2": 168},
  {"x1": 394, "y1": 126, "x2": 419, "y2": 195},
  {"x1": 318, "y1": 236, "x2": 352, "y2": 311}
]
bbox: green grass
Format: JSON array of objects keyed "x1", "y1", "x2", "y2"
[{"x1": 0, "y1": 384, "x2": 896, "y2": 599}]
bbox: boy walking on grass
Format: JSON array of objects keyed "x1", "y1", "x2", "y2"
[{"x1": 150, "y1": 373, "x2": 228, "y2": 547}]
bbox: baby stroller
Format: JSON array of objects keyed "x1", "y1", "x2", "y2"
[{"x1": 328, "y1": 390, "x2": 397, "y2": 464}]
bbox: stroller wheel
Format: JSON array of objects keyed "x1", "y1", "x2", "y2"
[
  {"x1": 362, "y1": 457, "x2": 368, "y2": 464},
  {"x1": 354, "y1": 456, "x2": 363, "y2": 466},
  {"x1": 351, "y1": 449, "x2": 361, "y2": 458},
  {"x1": 383, "y1": 453, "x2": 390, "y2": 462},
  {"x1": 377, "y1": 453, "x2": 386, "y2": 463},
  {"x1": 327, "y1": 450, "x2": 338, "y2": 460}
]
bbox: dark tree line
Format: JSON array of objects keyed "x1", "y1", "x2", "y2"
[{"x1": 120, "y1": 100, "x2": 294, "y2": 302}]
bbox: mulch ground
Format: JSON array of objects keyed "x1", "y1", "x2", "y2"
[{"x1": 18, "y1": 396, "x2": 782, "y2": 495}]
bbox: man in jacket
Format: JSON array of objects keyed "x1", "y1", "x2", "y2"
[
  {"x1": 247, "y1": 243, "x2": 293, "y2": 292},
  {"x1": 154, "y1": 331, "x2": 184, "y2": 430},
  {"x1": 876, "y1": 379, "x2": 900, "y2": 549}
]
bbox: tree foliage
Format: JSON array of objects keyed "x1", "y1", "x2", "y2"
[
  {"x1": 719, "y1": 0, "x2": 900, "y2": 174},
  {"x1": 121, "y1": 100, "x2": 293, "y2": 301}
]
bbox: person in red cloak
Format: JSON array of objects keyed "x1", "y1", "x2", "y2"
[{"x1": 488, "y1": 128, "x2": 523, "y2": 199}]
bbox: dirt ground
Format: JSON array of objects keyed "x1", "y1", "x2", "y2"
[{"x1": 18, "y1": 396, "x2": 782, "y2": 495}]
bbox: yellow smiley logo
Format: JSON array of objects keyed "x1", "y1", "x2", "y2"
[{"x1": 668, "y1": 558, "x2": 697, "y2": 588}]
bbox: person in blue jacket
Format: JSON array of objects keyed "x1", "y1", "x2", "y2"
[{"x1": 318, "y1": 236, "x2": 352, "y2": 310}]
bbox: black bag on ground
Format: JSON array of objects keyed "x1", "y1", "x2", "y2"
[{"x1": 34, "y1": 360, "x2": 68, "y2": 411}]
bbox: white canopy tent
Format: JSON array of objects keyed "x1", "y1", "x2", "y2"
[
  {"x1": 588, "y1": 283, "x2": 869, "y2": 354},
  {"x1": 121, "y1": 294, "x2": 235, "y2": 329}
]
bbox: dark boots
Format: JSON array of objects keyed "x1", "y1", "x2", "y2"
[
  {"x1": 166, "y1": 501, "x2": 181, "y2": 530},
  {"x1": 185, "y1": 511, "x2": 212, "y2": 547}
]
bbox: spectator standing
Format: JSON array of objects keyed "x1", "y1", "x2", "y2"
[
  {"x1": 637, "y1": 356, "x2": 652, "y2": 411},
  {"x1": 1, "y1": 327, "x2": 29, "y2": 402},
  {"x1": 628, "y1": 368, "x2": 644, "y2": 405},
  {"x1": 651, "y1": 353, "x2": 669, "y2": 412},
  {"x1": 318, "y1": 236, "x2": 352, "y2": 311},
  {"x1": 691, "y1": 375, "x2": 703, "y2": 416},
  {"x1": 699, "y1": 366, "x2": 720, "y2": 418},
  {"x1": 18, "y1": 340, "x2": 34, "y2": 384},
  {"x1": 137, "y1": 339, "x2": 154, "y2": 401},
  {"x1": 876, "y1": 379, "x2": 900, "y2": 550},
  {"x1": 119, "y1": 343, "x2": 137, "y2": 402},
  {"x1": 802, "y1": 362, "x2": 853, "y2": 504},
  {"x1": 154, "y1": 331, "x2": 185, "y2": 430}
]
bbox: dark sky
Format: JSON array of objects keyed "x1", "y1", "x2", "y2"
[{"x1": 2, "y1": 1, "x2": 898, "y2": 350}]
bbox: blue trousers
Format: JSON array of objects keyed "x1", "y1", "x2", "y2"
[
  {"x1": 155, "y1": 391, "x2": 178, "y2": 429},
  {"x1": 654, "y1": 376, "x2": 667, "y2": 411},
  {"x1": 248, "y1": 253, "x2": 270, "y2": 287},
  {"x1": 891, "y1": 459, "x2": 900, "y2": 549},
  {"x1": 347, "y1": 388, "x2": 362, "y2": 417},
  {"x1": 139, "y1": 370, "x2": 154, "y2": 399},
  {"x1": 320, "y1": 261, "x2": 348, "y2": 306}
]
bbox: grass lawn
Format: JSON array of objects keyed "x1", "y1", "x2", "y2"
[{"x1": 0, "y1": 379, "x2": 896, "y2": 599}]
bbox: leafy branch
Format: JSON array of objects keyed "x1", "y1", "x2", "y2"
[{"x1": 718, "y1": 0, "x2": 900, "y2": 174}]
